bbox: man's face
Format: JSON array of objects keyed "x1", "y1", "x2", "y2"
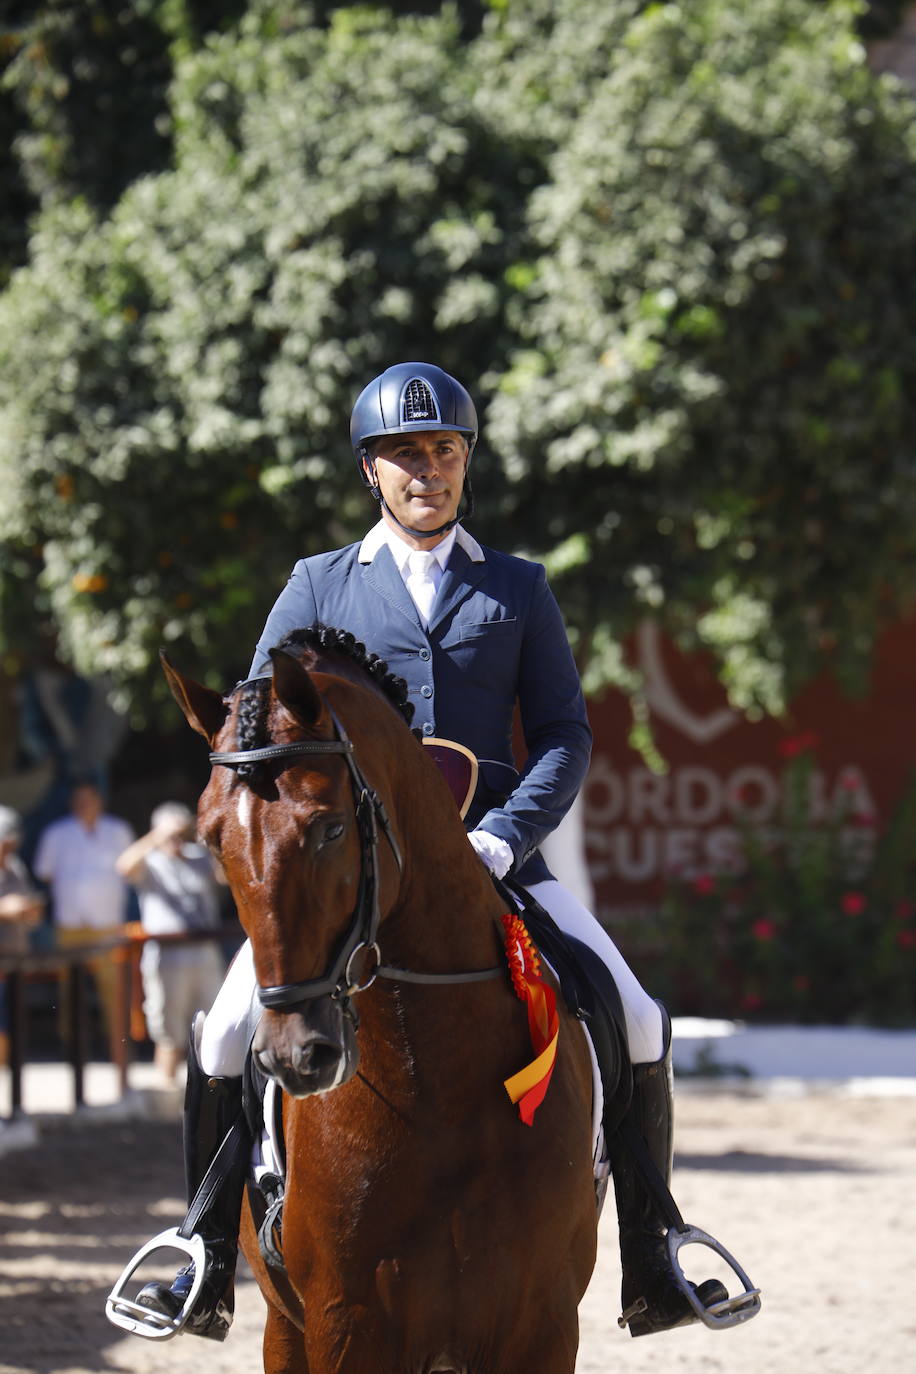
[
  {"x1": 364, "y1": 430, "x2": 469, "y2": 544},
  {"x1": 71, "y1": 785, "x2": 103, "y2": 827}
]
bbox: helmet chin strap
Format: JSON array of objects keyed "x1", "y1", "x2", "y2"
[{"x1": 368, "y1": 473, "x2": 476, "y2": 542}]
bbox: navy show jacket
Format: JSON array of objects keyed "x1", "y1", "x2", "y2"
[{"x1": 249, "y1": 526, "x2": 592, "y2": 885}]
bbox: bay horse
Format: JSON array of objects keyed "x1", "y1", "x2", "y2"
[{"x1": 162, "y1": 626, "x2": 599, "y2": 1374}]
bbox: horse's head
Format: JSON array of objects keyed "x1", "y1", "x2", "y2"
[{"x1": 161, "y1": 629, "x2": 411, "y2": 1098}]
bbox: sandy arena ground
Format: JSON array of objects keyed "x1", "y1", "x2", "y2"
[{"x1": 0, "y1": 1086, "x2": 914, "y2": 1374}]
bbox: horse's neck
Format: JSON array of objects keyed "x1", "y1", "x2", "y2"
[
  {"x1": 363, "y1": 828, "x2": 519, "y2": 1109},
  {"x1": 386, "y1": 821, "x2": 506, "y2": 975}
]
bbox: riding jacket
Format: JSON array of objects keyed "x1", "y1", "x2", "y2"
[{"x1": 249, "y1": 522, "x2": 592, "y2": 885}]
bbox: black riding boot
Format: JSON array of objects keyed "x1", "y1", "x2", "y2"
[
  {"x1": 135, "y1": 1022, "x2": 250, "y2": 1342},
  {"x1": 610, "y1": 1011, "x2": 728, "y2": 1337}
]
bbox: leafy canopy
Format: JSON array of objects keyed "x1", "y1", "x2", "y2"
[{"x1": 1, "y1": 0, "x2": 915, "y2": 719}]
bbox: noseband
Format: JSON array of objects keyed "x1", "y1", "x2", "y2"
[{"x1": 210, "y1": 706, "x2": 501, "y2": 1011}]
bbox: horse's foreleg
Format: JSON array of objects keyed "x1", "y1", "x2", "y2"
[{"x1": 263, "y1": 1301, "x2": 309, "y2": 1374}]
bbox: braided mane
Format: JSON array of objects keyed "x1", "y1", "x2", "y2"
[{"x1": 233, "y1": 624, "x2": 415, "y2": 777}]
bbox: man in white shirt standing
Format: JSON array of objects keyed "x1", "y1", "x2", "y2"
[
  {"x1": 34, "y1": 779, "x2": 134, "y2": 1060},
  {"x1": 116, "y1": 802, "x2": 226, "y2": 1084}
]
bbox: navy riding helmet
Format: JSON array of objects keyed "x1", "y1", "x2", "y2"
[{"x1": 350, "y1": 362, "x2": 478, "y2": 535}]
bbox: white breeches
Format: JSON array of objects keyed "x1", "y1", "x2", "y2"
[
  {"x1": 199, "y1": 939, "x2": 261, "y2": 1076},
  {"x1": 526, "y1": 880, "x2": 664, "y2": 1065},
  {"x1": 199, "y1": 878, "x2": 664, "y2": 1077}
]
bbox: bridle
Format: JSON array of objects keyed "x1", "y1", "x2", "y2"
[{"x1": 209, "y1": 705, "x2": 502, "y2": 1012}]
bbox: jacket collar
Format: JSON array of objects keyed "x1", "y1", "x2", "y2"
[
  {"x1": 358, "y1": 520, "x2": 485, "y2": 567},
  {"x1": 358, "y1": 521, "x2": 487, "y2": 633}
]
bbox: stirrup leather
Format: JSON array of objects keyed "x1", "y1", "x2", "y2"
[
  {"x1": 105, "y1": 1229, "x2": 207, "y2": 1340},
  {"x1": 618, "y1": 1223, "x2": 762, "y2": 1332}
]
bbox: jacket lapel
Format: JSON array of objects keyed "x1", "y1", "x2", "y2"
[
  {"x1": 360, "y1": 544, "x2": 425, "y2": 628},
  {"x1": 428, "y1": 544, "x2": 488, "y2": 633}
]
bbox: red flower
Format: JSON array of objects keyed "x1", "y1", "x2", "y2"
[
  {"x1": 740, "y1": 991, "x2": 763, "y2": 1011},
  {"x1": 893, "y1": 899, "x2": 915, "y2": 923},
  {"x1": 841, "y1": 891, "x2": 866, "y2": 917},
  {"x1": 778, "y1": 730, "x2": 819, "y2": 759},
  {"x1": 692, "y1": 874, "x2": 716, "y2": 896},
  {"x1": 751, "y1": 918, "x2": 777, "y2": 942},
  {"x1": 895, "y1": 930, "x2": 916, "y2": 951}
]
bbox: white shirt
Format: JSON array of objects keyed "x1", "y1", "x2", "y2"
[
  {"x1": 137, "y1": 845, "x2": 222, "y2": 937},
  {"x1": 358, "y1": 521, "x2": 485, "y2": 607},
  {"x1": 34, "y1": 814, "x2": 134, "y2": 929}
]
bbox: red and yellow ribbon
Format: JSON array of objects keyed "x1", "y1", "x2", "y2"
[{"x1": 502, "y1": 913, "x2": 560, "y2": 1126}]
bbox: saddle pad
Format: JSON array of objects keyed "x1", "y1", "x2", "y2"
[{"x1": 521, "y1": 931, "x2": 607, "y2": 1181}]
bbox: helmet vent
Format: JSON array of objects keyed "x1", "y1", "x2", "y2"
[{"x1": 401, "y1": 379, "x2": 440, "y2": 425}]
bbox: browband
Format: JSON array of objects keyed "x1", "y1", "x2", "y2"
[{"x1": 209, "y1": 739, "x2": 353, "y2": 767}]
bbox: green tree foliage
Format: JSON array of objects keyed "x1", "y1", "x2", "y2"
[
  {"x1": 0, "y1": 3, "x2": 525, "y2": 706},
  {"x1": 0, "y1": 81, "x2": 34, "y2": 290},
  {"x1": 842, "y1": 0, "x2": 912, "y2": 38},
  {"x1": 484, "y1": 0, "x2": 916, "y2": 710},
  {"x1": 0, "y1": 0, "x2": 915, "y2": 720},
  {"x1": 3, "y1": 1, "x2": 173, "y2": 213},
  {"x1": 0, "y1": 1, "x2": 251, "y2": 213}
]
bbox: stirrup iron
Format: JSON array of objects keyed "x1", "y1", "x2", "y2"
[
  {"x1": 665, "y1": 1223, "x2": 761, "y2": 1330},
  {"x1": 105, "y1": 1229, "x2": 207, "y2": 1341}
]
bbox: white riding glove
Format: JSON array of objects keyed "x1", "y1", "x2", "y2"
[{"x1": 467, "y1": 829, "x2": 514, "y2": 880}]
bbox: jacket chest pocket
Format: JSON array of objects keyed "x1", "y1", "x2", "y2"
[
  {"x1": 444, "y1": 618, "x2": 520, "y2": 691},
  {"x1": 457, "y1": 617, "x2": 518, "y2": 643}
]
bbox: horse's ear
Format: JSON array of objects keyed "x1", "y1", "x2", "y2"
[
  {"x1": 269, "y1": 646, "x2": 322, "y2": 724},
  {"x1": 160, "y1": 649, "x2": 229, "y2": 744}
]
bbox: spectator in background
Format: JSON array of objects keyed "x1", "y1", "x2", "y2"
[
  {"x1": 117, "y1": 803, "x2": 226, "y2": 1085},
  {"x1": 0, "y1": 805, "x2": 45, "y2": 1065},
  {"x1": 33, "y1": 779, "x2": 134, "y2": 1060}
]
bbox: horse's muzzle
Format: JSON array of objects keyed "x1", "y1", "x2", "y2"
[{"x1": 253, "y1": 1004, "x2": 358, "y2": 1098}]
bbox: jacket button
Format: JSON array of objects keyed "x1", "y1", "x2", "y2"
[
  {"x1": 422, "y1": 722, "x2": 434, "y2": 735},
  {"x1": 420, "y1": 685, "x2": 433, "y2": 698},
  {"x1": 419, "y1": 648, "x2": 431, "y2": 660}
]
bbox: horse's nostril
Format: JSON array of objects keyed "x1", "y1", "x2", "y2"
[
  {"x1": 296, "y1": 1038, "x2": 342, "y2": 1077},
  {"x1": 252, "y1": 1046, "x2": 274, "y2": 1077}
]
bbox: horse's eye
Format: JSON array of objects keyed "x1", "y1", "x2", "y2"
[{"x1": 323, "y1": 822, "x2": 345, "y2": 844}]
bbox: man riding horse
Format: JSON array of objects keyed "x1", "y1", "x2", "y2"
[{"x1": 125, "y1": 362, "x2": 754, "y2": 1343}]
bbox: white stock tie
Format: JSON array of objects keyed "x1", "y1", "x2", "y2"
[{"x1": 405, "y1": 549, "x2": 438, "y2": 628}]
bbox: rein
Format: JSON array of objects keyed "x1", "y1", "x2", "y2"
[{"x1": 209, "y1": 706, "x2": 502, "y2": 1010}]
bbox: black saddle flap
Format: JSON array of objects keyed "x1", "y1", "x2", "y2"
[{"x1": 496, "y1": 876, "x2": 632, "y2": 1136}]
